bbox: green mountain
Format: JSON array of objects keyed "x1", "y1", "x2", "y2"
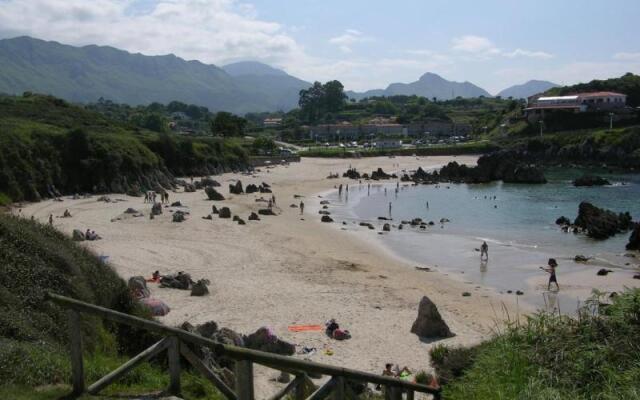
[
  {"x1": 0, "y1": 36, "x2": 307, "y2": 114},
  {"x1": 223, "y1": 61, "x2": 311, "y2": 111},
  {"x1": 347, "y1": 72, "x2": 492, "y2": 101},
  {"x1": 497, "y1": 80, "x2": 559, "y2": 99}
]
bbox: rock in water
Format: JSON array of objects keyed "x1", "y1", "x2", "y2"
[
  {"x1": 218, "y1": 207, "x2": 231, "y2": 218},
  {"x1": 573, "y1": 202, "x2": 634, "y2": 239},
  {"x1": 573, "y1": 175, "x2": 611, "y2": 187},
  {"x1": 229, "y1": 181, "x2": 243, "y2": 195},
  {"x1": 72, "y1": 229, "x2": 85, "y2": 241},
  {"x1": 626, "y1": 226, "x2": 640, "y2": 250},
  {"x1": 410, "y1": 296, "x2": 454, "y2": 339},
  {"x1": 382, "y1": 223, "x2": 391, "y2": 232},
  {"x1": 205, "y1": 187, "x2": 225, "y2": 201}
]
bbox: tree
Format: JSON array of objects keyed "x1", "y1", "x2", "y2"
[
  {"x1": 298, "y1": 80, "x2": 347, "y2": 124},
  {"x1": 252, "y1": 136, "x2": 277, "y2": 155},
  {"x1": 142, "y1": 113, "x2": 167, "y2": 132},
  {"x1": 211, "y1": 112, "x2": 247, "y2": 137}
]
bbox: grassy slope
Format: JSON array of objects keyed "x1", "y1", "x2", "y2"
[
  {"x1": 434, "y1": 289, "x2": 640, "y2": 399},
  {"x1": 0, "y1": 94, "x2": 249, "y2": 203},
  {"x1": 0, "y1": 213, "x2": 222, "y2": 399}
]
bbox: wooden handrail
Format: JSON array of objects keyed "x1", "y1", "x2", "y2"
[{"x1": 47, "y1": 292, "x2": 441, "y2": 396}]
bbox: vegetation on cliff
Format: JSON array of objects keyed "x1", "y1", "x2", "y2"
[
  {"x1": 433, "y1": 289, "x2": 640, "y2": 399},
  {"x1": 0, "y1": 93, "x2": 249, "y2": 203}
]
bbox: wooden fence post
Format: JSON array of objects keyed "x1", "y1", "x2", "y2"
[
  {"x1": 68, "y1": 310, "x2": 85, "y2": 395},
  {"x1": 294, "y1": 374, "x2": 306, "y2": 400},
  {"x1": 333, "y1": 377, "x2": 345, "y2": 400},
  {"x1": 167, "y1": 336, "x2": 181, "y2": 395},
  {"x1": 235, "y1": 359, "x2": 254, "y2": 400}
]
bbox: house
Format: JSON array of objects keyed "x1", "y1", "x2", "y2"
[
  {"x1": 525, "y1": 92, "x2": 627, "y2": 122},
  {"x1": 375, "y1": 139, "x2": 402, "y2": 148},
  {"x1": 263, "y1": 118, "x2": 283, "y2": 128}
]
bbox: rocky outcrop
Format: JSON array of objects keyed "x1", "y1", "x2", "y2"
[
  {"x1": 371, "y1": 168, "x2": 396, "y2": 180},
  {"x1": 342, "y1": 168, "x2": 361, "y2": 179},
  {"x1": 190, "y1": 279, "x2": 210, "y2": 296},
  {"x1": 244, "y1": 327, "x2": 295, "y2": 355},
  {"x1": 205, "y1": 187, "x2": 225, "y2": 201},
  {"x1": 151, "y1": 202, "x2": 163, "y2": 216},
  {"x1": 229, "y1": 181, "x2": 243, "y2": 195},
  {"x1": 321, "y1": 215, "x2": 334, "y2": 223},
  {"x1": 218, "y1": 207, "x2": 231, "y2": 218},
  {"x1": 184, "y1": 183, "x2": 196, "y2": 192},
  {"x1": 573, "y1": 175, "x2": 611, "y2": 187},
  {"x1": 172, "y1": 210, "x2": 186, "y2": 222},
  {"x1": 573, "y1": 202, "x2": 635, "y2": 239},
  {"x1": 410, "y1": 296, "x2": 454, "y2": 339},
  {"x1": 382, "y1": 223, "x2": 391, "y2": 232},
  {"x1": 626, "y1": 226, "x2": 640, "y2": 250},
  {"x1": 258, "y1": 208, "x2": 276, "y2": 216},
  {"x1": 248, "y1": 212, "x2": 260, "y2": 221},
  {"x1": 246, "y1": 184, "x2": 259, "y2": 194}
]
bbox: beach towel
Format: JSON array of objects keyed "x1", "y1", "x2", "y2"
[{"x1": 288, "y1": 325, "x2": 323, "y2": 332}]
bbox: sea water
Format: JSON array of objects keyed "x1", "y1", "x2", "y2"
[{"x1": 323, "y1": 168, "x2": 640, "y2": 313}]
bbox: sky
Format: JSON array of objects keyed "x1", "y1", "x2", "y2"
[{"x1": 0, "y1": 0, "x2": 639, "y2": 94}]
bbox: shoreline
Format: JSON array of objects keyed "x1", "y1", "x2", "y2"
[{"x1": 15, "y1": 155, "x2": 526, "y2": 396}]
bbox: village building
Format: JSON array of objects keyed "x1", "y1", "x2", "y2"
[{"x1": 525, "y1": 92, "x2": 627, "y2": 122}]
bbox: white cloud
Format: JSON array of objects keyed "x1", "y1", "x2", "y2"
[
  {"x1": 452, "y1": 35, "x2": 497, "y2": 54},
  {"x1": 329, "y1": 29, "x2": 370, "y2": 53},
  {"x1": 451, "y1": 35, "x2": 552, "y2": 60},
  {"x1": 613, "y1": 52, "x2": 640, "y2": 61},
  {"x1": 0, "y1": 0, "x2": 305, "y2": 66},
  {"x1": 503, "y1": 48, "x2": 553, "y2": 59}
]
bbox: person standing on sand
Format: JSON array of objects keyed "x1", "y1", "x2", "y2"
[
  {"x1": 541, "y1": 258, "x2": 560, "y2": 291},
  {"x1": 367, "y1": 183, "x2": 370, "y2": 196},
  {"x1": 272, "y1": 195, "x2": 276, "y2": 206},
  {"x1": 339, "y1": 184, "x2": 343, "y2": 196},
  {"x1": 49, "y1": 214, "x2": 53, "y2": 225},
  {"x1": 300, "y1": 201, "x2": 304, "y2": 215},
  {"x1": 388, "y1": 202, "x2": 392, "y2": 218},
  {"x1": 480, "y1": 241, "x2": 489, "y2": 260}
]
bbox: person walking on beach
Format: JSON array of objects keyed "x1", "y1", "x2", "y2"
[
  {"x1": 388, "y1": 202, "x2": 392, "y2": 218},
  {"x1": 426, "y1": 201, "x2": 429, "y2": 209},
  {"x1": 367, "y1": 183, "x2": 370, "y2": 196},
  {"x1": 300, "y1": 201, "x2": 304, "y2": 215},
  {"x1": 480, "y1": 241, "x2": 489, "y2": 260},
  {"x1": 339, "y1": 184, "x2": 343, "y2": 196},
  {"x1": 272, "y1": 195, "x2": 276, "y2": 206},
  {"x1": 49, "y1": 214, "x2": 53, "y2": 226},
  {"x1": 541, "y1": 258, "x2": 560, "y2": 291}
]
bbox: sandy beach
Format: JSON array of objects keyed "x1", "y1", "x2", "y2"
[{"x1": 18, "y1": 155, "x2": 537, "y2": 395}]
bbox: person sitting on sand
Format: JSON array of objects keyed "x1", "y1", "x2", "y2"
[
  {"x1": 480, "y1": 241, "x2": 489, "y2": 260},
  {"x1": 325, "y1": 319, "x2": 339, "y2": 337},
  {"x1": 85, "y1": 229, "x2": 92, "y2": 240},
  {"x1": 63, "y1": 209, "x2": 71, "y2": 218},
  {"x1": 147, "y1": 270, "x2": 162, "y2": 283},
  {"x1": 541, "y1": 258, "x2": 559, "y2": 291},
  {"x1": 382, "y1": 363, "x2": 394, "y2": 377}
]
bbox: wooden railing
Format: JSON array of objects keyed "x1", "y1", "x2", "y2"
[{"x1": 47, "y1": 293, "x2": 441, "y2": 400}]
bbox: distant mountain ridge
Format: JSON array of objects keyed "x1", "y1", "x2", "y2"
[
  {"x1": 347, "y1": 72, "x2": 492, "y2": 100},
  {"x1": 0, "y1": 36, "x2": 310, "y2": 114},
  {"x1": 497, "y1": 80, "x2": 559, "y2": 99}
]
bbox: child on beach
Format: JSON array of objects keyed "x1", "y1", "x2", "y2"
[
  {"x1": 541, "y1": 258, "x2": 559, "y2": 291},
  {"x1": 480, "y1": 241, "x2": 489, "y2": 260}
]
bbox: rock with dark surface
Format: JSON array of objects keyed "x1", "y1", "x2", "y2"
[
  {"x1": 229, "y1": 181, "x2": 243, "y2": 195},
  {"x1": 626, "y1": 226, "x2": 640, "y2": 250},
  {"x1": 371, "y1": 168, "x2": 392, "y2": 180},
  {"x1": 172, "y1": 211, "x2": 186, "y2": 222},
  {"x1": 343, "y1": 168, "x2": 361, "y2": 179},
  {"x1": 573, "y1": 202, "x2": 634, "y2": 239},
  {"x1": 502, "y1": 164, "x2": 547, "y2": 184},
  {"x1": 244, "y1": 327, "x2": 295, "y2": 355},
  {"x1": 556, "y1": 216, "x2": 571, "y2": 226},
  {"x1": 211, "y1": 205, "x2": 219, "y2": 214},
  {"x1": 246, "y1": 184, "x2": 259, "y2": 194},
  {"x1": 171, "y1": 201, "x2": 183, "y2": 207},
  {"x1": 410, "y1": 296, "x2": 454, "y2": 339},
  {"x1": 72, "y1": 229, "x2": 85, "y2": 241},
  {"x1": 259, "y1": 185, "x2": 272, "y2": 193},
  {"x1": 573, "y1": 175, "x2": 611, "y2": 187},
  {"x1": 382, "y1": 223, "x2": 391, "y2": 232},
  {"x1": 151, "y1": 202, "x2": 163, "y2": 216},
  {"x1": 190, "y1": 279, "x2": 210, "y2": 296},
  {"x1": 205, "y1": 187, "x2": 225, "y2": 201},
  {"x1": 597, "y1": 268, "x2": 613, "y2": 276},
  {"x1": 248, "y1": 212, "x2": 260, "y2": 221},
  {"x1": 320, "y1": 200, "x2": 330, "y2": 205},
  {"x1": 574, "y1": 255, "x2": 590, "y2": 263},
  {"x1": 202, "y1": 214, "x2": 212, "y2": 220},
  {"x1": 218, "y1": 207, "x2": 231, "y2": 218},
  {"x1": 258, "y1": 208, "x2": 275, "y2": 216},
  {"x1": 319, "y1": 210, "x2": 331, "y2": 215},
  {"x1": 237, "y1": 218, "x2": 246, "y2": 225},
  {"x1": 321, "y1": 215, "x2": 334, "y2": 223},
  {"x1": 184, "y1": 183, "x2": 196, "y2": 192},
  {"x1": 201, "y1": 177, "x2": 220, "y2": 187}
]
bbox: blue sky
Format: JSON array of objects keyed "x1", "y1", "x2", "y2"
[{"x1": 1, "y1": 0, "x2": 639, "y2": 93}]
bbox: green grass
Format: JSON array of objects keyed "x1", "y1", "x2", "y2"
[{"x1": 435, "y1": 289, "x2": 640, "y2": 400}]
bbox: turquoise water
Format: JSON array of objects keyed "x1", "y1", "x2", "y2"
[{"x1": 323, "y1": 168, "x2": 640, "y2": 312}]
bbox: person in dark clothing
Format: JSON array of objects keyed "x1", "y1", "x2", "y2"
[{"x1": 541, "y1": 258, "x2": 559, "y2": 291}]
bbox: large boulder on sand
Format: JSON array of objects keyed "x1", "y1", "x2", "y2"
[
  {"x1": 627, "y1": 226, "x2": 640, "y2": 250},
  {"x1": 218, "y1": 207, "x2": 231, "y2": 218},
  {"x1": 190, "y1": 279, "x2": 210, "y2": 296},
  {"x1": 244, "y1": 327, "x2": 295, "y2": 355},
  {"x1": 246, "y1": 184, "x2": 259, "y2": 194},
  {"x1": 321, "y1": 215, "x2": 334, "y2": 223},
  {"x1": 258, "y1": 208, "x2": 276, "y2": 216},
  {"x1": 205, "y1": 187, "x2": 225, "y2": 201},
  {"x1": 172, "y1": 211, "x2": 186, "y2": 223},
  {"x1": 248, "y1": 212, "x2": 260, "y2": 221},
  {"x1": 184, "y1": 183, "x2": 196, "y2": 192},
  {"x1": 151, "y1": 202, "x2": 163, "y2": 216},
  {"x1": 229, "y1": 181, "x2": 244, "y2": 195},
  {"x1": 410, "y1": 296, "x2": 454, "y2": 339}
]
